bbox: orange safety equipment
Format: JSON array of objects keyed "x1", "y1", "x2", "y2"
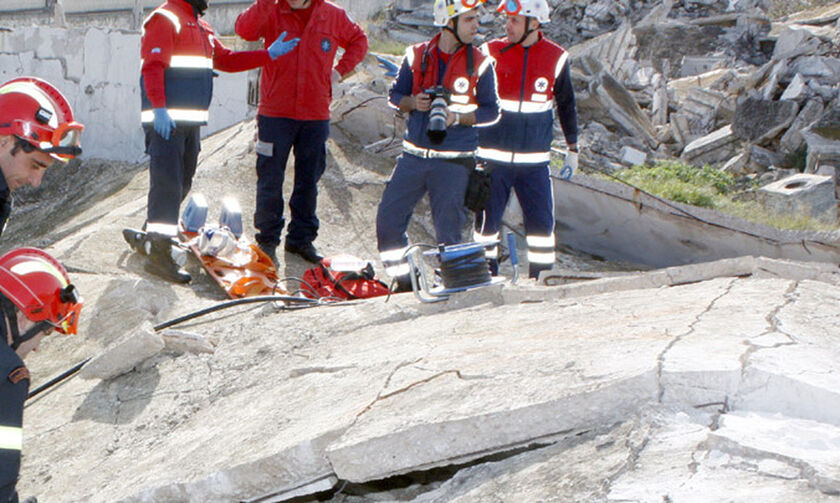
[
  {"x1": 0, "y1": 248, "x2": 82, "y2": 337},
  {"x1": 497, "y1": 0, "x2": 551, "y2": 23},
  {"x1": 433, "y1": 0, "x2": 487, "y2": 26},
  {"x1": 0, "y1": 77, "x2": 84, "y2": 162}
]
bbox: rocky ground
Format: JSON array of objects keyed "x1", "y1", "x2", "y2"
[{"x1": 5, "y1": 1, "x2": 840, "y2": 502}]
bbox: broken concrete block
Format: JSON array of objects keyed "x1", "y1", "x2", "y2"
[
  {"x1": 591, "y1": 71, "x2": 659, "y2": 148},
  {"x1": 780, "y1": 98, "x2": 824, "y2": 153},
  {"x1": 773, "y1": 25, "x2": 823, "y2": 60},
  {"x1": 720, "y1": 152, "x2": 749, "y2": 175},
  {"x1": 160, "y1": 329, "x2": 216, "y2": 355},
  {"x1": 802, "y1": 107, "x2": 840, "y2": 172},
  {"x1": 732, "y1": 97, "x2": 798, "y2": 143},
  {"x1": 779, "y1": 73, "x2": 809, "y2": 102},
  {"x1": 748, "y1": 144, "x2": 785, "y2": 170},
  {"x1": 758, "y1": 173, "x2": 837, "y2": 222},
  {"x1": 791, "y1": 56, "x2": 840, "y2": 84},
  {"x1": 681, "y1": 125, "x2": 738, "y2": 165},
  {"x1": 679, "y1": 56, "x2": 726, "y2": 77},
  {"x1": 79, "y1": 322, "x2": 165, "y2": 380},
  {"x1": 620, "y1": 146, "x2": 647, "y2": 166},
  {"x1": 709, "y1": 412, "x2": 840, "y2": 494}
]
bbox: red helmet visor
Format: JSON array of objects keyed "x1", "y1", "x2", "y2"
[{"x1": 9, "y1": 119, "x2": 84, "y2": 160}]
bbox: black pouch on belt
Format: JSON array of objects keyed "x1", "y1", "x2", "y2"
[{"x1": 463, "y1": 161, "x2": 492, "y2": 212}]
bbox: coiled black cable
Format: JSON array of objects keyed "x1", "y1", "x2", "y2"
[{"x1": 437, "y1": 246, "x2": 491, "y2": 289}]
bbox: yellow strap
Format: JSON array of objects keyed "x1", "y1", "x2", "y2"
[{"x1": 0, "y1": 426, "x2": 23, "y2": 451}]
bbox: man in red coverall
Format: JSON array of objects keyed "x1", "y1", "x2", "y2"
[
  {"x1": 136, "y1": 0, "x2": 299, "y2": 283},
  {"x1": 235, "y1": 0, "x2": 368, "y2": 265}
]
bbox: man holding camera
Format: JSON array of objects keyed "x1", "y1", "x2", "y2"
[
  {"x1": 376, "y1": 0, "x2": 500, "y2": 292},
  {"x1": 473, "y1": 0, "x2": 578, "y2": 280}
]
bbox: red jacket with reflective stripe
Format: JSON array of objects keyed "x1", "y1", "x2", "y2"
[
  {"x1": 141, "y1": 0, "x2": 270, "y2": 124},
  {"x1": 409, "y1": 32, "x2": 490, "y2": 112},
  {"x1": 234, "y1": 0, "x2": 368, "y2": 121}
]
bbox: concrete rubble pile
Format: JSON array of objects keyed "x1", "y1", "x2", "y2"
[{"x1": 360, "y1": 0, "x2": 840, "y2": 221}]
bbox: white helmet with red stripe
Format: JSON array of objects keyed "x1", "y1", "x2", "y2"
[
  {"x1": 497, "y1": 0, "x2": 551, "y2": 23},
  {"x1": 434, "y1": 0, "x2": 487, "y2": 26},
  {"x1": 0, "y1": 77, "x2": 84, "y2": 162}
]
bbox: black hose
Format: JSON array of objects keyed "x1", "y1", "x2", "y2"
[
  {"x1": 153, "y1": 295, "x2": 319, "y2": 331},
  {"x1": 27, "y1": 358, "x2": 90, "y2": 400}
]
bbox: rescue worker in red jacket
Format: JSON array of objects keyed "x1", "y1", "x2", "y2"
[
  {"x1": 137, "y1": 0, "x2": 300, "y2": 283},
  {"x1": 474, "y1": 0, "x2": 578, "y2": 279},
  {"x1": 0, "y1": 78, "x2": 83, "y2": 241},
  {"x1": 0, "y1": 248, "x2": 82, "y2": 503},
  {"x1": 235, "y1": 0, "x2": 368, "y2": 265},
  {"x1": 376, "y1": 0, "x2": 500, "y2": 292}
]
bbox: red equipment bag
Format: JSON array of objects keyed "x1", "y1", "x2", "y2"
[{"x1": 301, "y1": 257, "x2": 390, "y2": 300}]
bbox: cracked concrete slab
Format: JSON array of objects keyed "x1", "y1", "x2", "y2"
[{"x1": 709, "y1": 412, "x2": 840, "y2": 494}]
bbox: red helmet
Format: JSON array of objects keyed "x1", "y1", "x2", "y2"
[
  {"x1": 0, "y1": 77, "x2": 84, "y2": 162},
  {"x1": 0, "y1": 247, "x2": 82, "y2": 335}
]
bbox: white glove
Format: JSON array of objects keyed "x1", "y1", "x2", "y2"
[{"x1": 559, "y1": 150, "x2": 578, "y2": 180}]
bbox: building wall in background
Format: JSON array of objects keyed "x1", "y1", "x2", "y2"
[
  {"x1": 0, "y1": 0, "x2": 388, "y2": 161},
  {"x1": 0, "y1": 25, "x2": 256, "y2": 162}
]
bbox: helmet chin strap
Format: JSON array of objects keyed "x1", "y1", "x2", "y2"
[
  {"x1": 443, "y1": 17, "x2": 467, "y2": 47},
  {"x1": 1, "y1": 296, "x2": 50, "y2": 351},
  {"x1": 501, "y1": 18, "x2": 538, "y2": 54}
]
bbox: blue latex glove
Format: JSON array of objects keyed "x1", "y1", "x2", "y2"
[
  {"x1": 268, "y1": 31, "x2": 300, "y2": 60},
  {"x1": 153, "y1": 108, "x2": 175, "y2": 141},
  {"x1": 375, "y1": 55, "x2": 399, "y2": 78},
  {"x1": 558, "y1": 151, "x2": 578, "y2": 180}
]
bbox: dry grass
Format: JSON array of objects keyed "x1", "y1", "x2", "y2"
[{"x1": 766, "y1": 0, "x2": 838, "y2": 19}]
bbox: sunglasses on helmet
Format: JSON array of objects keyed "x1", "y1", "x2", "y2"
[{"x1": 497, "y1": 0, "x2": 522, "y2": 14}]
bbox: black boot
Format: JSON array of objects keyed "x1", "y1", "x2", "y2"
[
  {"x1": 144, "y1": 233, "x2": 191, "y2": 284},
  {"x1": 284, "y1": 241, "x2": 323, "y2": 264},
  {"x1": 258, "y1": 242, "x2": 278, "y2": 267}
]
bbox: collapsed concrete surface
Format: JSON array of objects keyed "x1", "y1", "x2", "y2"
[
  {"x1": 2, "y1": 117, "x2": 834, "y2": 502},
  {"x1": 19, "y1": 257, "x2": 840, "y2": 502}
]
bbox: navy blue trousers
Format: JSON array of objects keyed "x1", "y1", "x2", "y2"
[
  {"x1": 145, "y1": 125, "x2": 200, "y2": 228},
  {"x1": 474, "y1": 162, "x2": 554, "y2": 238},
  {"x1": 254, "y1": 115, "x2": 330, "y2": 247},
  {"x1": 376, "y1": 154, "x2": 470, "y2": 252}
]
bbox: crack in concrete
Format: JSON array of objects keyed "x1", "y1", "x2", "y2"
[
  {"x1": 355, "y1": 360, "x2": 462, "y2": 421},
  {"x1": 656, "y1": 278, "x2": 738, "y2": 403},
  {"x1": 603, "y1": 415, "x2": 651, "y2": 494},
  {"x1": 738, "y1": 281, "x2": 800, "y2": 382}
]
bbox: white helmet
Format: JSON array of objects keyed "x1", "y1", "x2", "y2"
[
  {"x1": 434, "y1": 0, "x2": 487, "y2": 27},
  {"x1": 497, "y1": 0, "x2": 551, "y2": 24}
]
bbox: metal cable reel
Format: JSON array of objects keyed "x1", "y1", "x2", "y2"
[{"x1": 403, "y1": 233, "x2": 519, "y2": 303}]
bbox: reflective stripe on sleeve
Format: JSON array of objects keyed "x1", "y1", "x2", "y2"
[
  {"x1": 143, "y1": 7, "x2": 181, "y2": 35},
  {"x1": 554, "y1": 52, "x2": 569, "y2": 78},
  {"x1": 0, "y1": 426, "x2": 23, "y2": 451}
]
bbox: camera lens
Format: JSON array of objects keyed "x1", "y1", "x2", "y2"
[{"x1": 427, "y1": 97, "x2": 448, "y2": 145}]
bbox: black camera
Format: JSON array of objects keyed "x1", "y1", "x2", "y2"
[{"x1": 424, "y1": 86, "x2": 451, "y2": 145}]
